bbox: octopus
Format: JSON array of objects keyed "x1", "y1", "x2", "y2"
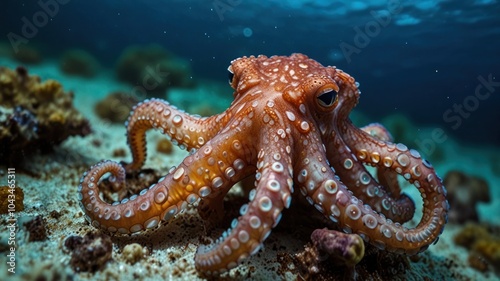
[{"x1": 78, "y1": 53, "x2": 448, "y2": 275}]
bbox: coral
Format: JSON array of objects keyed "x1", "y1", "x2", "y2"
[
  {"x1": 0, "y1": 185, "x2": 24, "y2": 214},
  {"x1": 294, "y1": 228, "x2": 365, "y2": 279},
  {"x1": 23, "y1": 215, "x2": 47, "y2": 242},
  {"x1": 122, "y1": 243, "x2": 148, "y2": 264},
  {"x1": 444, "y1": 170, "x2": 490, "y2": 223},
  {"x1": 59, "y1": 49, "x2": 100, "y2": 78},
  {"x1": 94, "y1": 91, "x2": 139, "y2": 123},
  {"x1": 0, "y1": 66, "x2": 91, "y2": 164},
  {"x1": 64, "y1": 231, "x2": 113, "y2": 273},
  {"x1": 115, "y1": 44, "x2": 193, "y2": 96},
  {"x1": 311, "y1": 228, "x2": 365, "y2": 267},
  {"x1": 454, "y1": 223, "x2": 500, "y2": 273}
]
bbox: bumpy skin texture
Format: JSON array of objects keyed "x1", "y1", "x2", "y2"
[{"x1": 78, "y1": 54, "x2": 448, "y2": 275}]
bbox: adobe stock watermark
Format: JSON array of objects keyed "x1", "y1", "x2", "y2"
[
  {"x1": 5, "y1": 168, "x2": 18, "y2": 274},
  {"x1": 339, "y1": 0, "x2": 403, "y2": 63},
  {"x1": 212, "y1": 0, "x2": 242, "y2": 21},
  {"x1": 7, "y1": 0, "x2": 71, "y2": 53},
  {"x1": 414, "y1": 74, "x2": 499, "y2": 157}
]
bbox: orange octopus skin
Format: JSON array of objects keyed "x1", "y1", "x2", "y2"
[{"x1": 78, "y1": 53, "x2": 449, "y2": 275}]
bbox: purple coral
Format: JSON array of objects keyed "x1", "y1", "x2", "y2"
[
  {"x1": 311, "y1": 228, "x2": 365, "y2": 267},
  {"x1": 294, "y1": 228, "x2": 365, "y2": 279}
]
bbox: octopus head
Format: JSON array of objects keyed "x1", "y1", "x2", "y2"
[{"x1": 227, "y1": 54, "x2": 361, "y2": 120}]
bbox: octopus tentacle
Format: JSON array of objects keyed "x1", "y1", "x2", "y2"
[
  {"x1": 79, "y1": 130, "x2": 254, "y2": 234},
  {"x1": 124, "y1": 98, "x2": 233, "y2": 171},
  {"x1": 360, "y1": 123, "x2": 404, "y2": 197},
  {"x1": 301, "y1": 149, "x2": 448, "y2": 255},
  {"x1": 360, "y1": 123, "x2": 393, "y2": 142},
  {"x1": 195, "y1": 144, "x2": 293, "y2": 275},
  {"x1": 323, "y1": 123, "x2": 415, "y2": 223}
]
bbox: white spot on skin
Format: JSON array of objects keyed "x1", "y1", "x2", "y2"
[
  {"x1": 346, "y1": 204, "x2": 361, "y2": 220},
  {"x1": 300, "y1": 121, "x2": 310, "y2": 131},
  {"x1": 249, "y1": 216, "x2": 261, "y2": 228},
  {"x1": 154, "y1": 192, "x2": 167, "y2": 204},
  {"x1": 173, "y1": 167, "x2": 185, "y2": 181},
  {"x1": 285, "y1": 111, "x2": 296, "y2": 122},
  {"x1": 259, "y1": 196, "x2": 273, "y2": 212},
  {"x1": 172, "y1": 115, "x2": 182, "y2": 125},
  {"x1": 299, "y1": 104, "x2": 306, "y2": 114}
]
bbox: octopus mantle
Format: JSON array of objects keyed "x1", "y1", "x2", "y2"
[{"x1": 78, "y1": 53, "x2": 448, "y2": 275}]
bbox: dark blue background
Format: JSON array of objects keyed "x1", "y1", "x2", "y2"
[{"x1": 2, "y1": 0, "x2": 499, "y2": 146}]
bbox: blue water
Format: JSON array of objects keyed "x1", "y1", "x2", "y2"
[{"x1": 2, "y1": 0, "x2": 499, "y2": 145}]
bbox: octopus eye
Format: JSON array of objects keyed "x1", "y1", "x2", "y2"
[
  {"x1": 317, "y1": 88, "x2": 337, "y2": 107},
  {"x1": 228, "y1": 70, "x2": 234, "y2": 84}
]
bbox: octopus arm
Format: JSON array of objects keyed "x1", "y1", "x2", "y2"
[
  {"x1": 194, "y1": 140, "x2": 293, "y2": 275},
  {"x1": 123, "y1": 98, "x2": 233, "y2": 171},
  {"x1": 298, "y1": 133, "x2": 447, "y2": 255},
  {"x1": 324, "y1": 122, "x2": 415, "y2": 223},
  {"x1": 360, "y1": 123, "x2": 405, "y2": 196},
  {"x1": 78, "y1": 129, "x2": 255, "y2": 235}
]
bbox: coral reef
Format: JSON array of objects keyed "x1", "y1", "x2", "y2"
[
  {"x1": 115, "y1": 44, "x2": 193, "y2": 97},
  {"x1": 59, "y1": 49, "x2": 100, "y2": 78},
  {"x1": 64, "y1": 231, "x2": 113, "y2": 273},
  {"x1": 0, "y1": 66, "x2": 91, "y2": 164},
  {"x1": 454, "y1": 223, "x2": 500, "y2": 274},
  {"x1": 94, "y1": 91, "x2": 139, "y2": 123},
  {"x1": 444, "y1": 170, "x2": 491, "y2": 223},
  {"x1": 23, "y1": 215, "x2": 47, "y2": 242},
  {"x1": 0, "y1": 185, "x2": 24, "y2": 214}
]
